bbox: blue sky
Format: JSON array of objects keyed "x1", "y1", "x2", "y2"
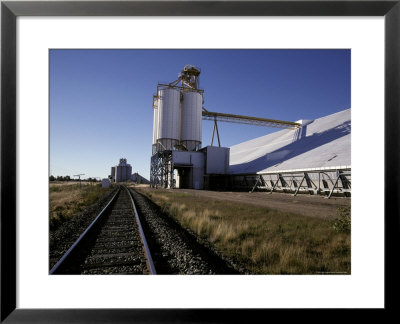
[{"x1": 50, "y1": 49, "x2": 350, "y2": 179}]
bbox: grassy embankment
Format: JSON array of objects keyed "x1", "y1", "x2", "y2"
[
  {"x1": 137, "y1": 189, "x2": 351, "y2": 274},
  {"x1": 49, "y1": 182, "x2": 111, "y2": 231}
]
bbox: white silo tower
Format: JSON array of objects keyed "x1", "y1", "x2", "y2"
[
  {"x1": 156, "y1": 87, "x2": 181, "y2": 151},
  {"x1": 150, "y1": 65, "x2": 204, "y2": 189},
  {"x1": 181, "y1": 90, "x2": 203, "y2": 151}
]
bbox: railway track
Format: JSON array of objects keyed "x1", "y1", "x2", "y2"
[{"x1": 50, "y1": 186, "x2": 155, "y2": 275}]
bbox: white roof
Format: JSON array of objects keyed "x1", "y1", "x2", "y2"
[{"x1": 229, "y1": 108, "x2": 351, "y2": 174}]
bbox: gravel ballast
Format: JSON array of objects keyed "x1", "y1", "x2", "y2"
[{"x1": 129, "y1": 188, "x2": 243, "y2": 274}]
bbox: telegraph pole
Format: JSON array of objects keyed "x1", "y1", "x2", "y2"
[{"x1": 74, "y1": 174, "x2": 85, "y2": 188}]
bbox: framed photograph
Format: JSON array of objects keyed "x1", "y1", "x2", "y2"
[{"x1": 1, "y1": 0, "x2": 398, "y2": 322}]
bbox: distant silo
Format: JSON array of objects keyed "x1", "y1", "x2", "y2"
[
  {"x1": 181, "y1": 90, "x2": 203, "y2": 151},
  {"x1": 156, "y1": 88, "x2": 180, "y2": 151},
  {"x1": 112, "y1": 158, "x2": 132, "y2": 182},
  {"x1": 111, "y1": 167, "x2": 116, "y2": 182}
]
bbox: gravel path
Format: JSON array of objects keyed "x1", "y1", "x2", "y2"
[
  {"x1": 129, "y1": 189, "x2": 242, "y2": 274},
  {"x1": 138, "y1": 187, "x2": 350, "y2": 219}
]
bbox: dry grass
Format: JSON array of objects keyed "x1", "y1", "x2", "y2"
[
  {"x1": 138, "y1": 189, "x2": 351, "y2": 274},
  {"x1": 49, "y1": 182, "x2": 111, "y2": 231}
]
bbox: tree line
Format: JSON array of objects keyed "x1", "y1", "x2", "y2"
[{"x1": 49, "y1": 175, "x2": 98, "y2": 182}]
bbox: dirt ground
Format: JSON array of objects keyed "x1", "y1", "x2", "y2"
[{"x1": 136, "y1": 186, "x2": 351, "y2": 220}]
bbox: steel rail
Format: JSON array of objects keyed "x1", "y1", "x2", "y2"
[
  {"x1": 49, "y1": 188, "x2": 120, "y2": 274},
  {"x1": 126, "y1": 187, "x2": 156, "y2": 275}
]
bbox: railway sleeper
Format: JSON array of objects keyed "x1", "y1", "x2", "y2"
[
  {"x1": 96, "y1": 233, "x2": 136, "y2": 240},
  {"x1": 105, "y1": 220, "x2": 134, "y2": 226},
  {"x1": 81, "y1": 265, "x2": 147, "y2": 275},
  {"x1": 98, "y1": 227, "x2": 135, "y2": 233},
  {"x1": 94, "y1": 237, "x2": 137, "y2": 244},
  {"x1": 87, "y1": 252, "x2": 138, "y2": 259},
  {"x1": 89, "y1": 247, "x2": 136, "y2": 255},
  {"x1": 90, "y1": 242, "x2": 136, "y2": 250},
  {"x1": 83, "y1": 258, "x2": 143, "y2": 270}
]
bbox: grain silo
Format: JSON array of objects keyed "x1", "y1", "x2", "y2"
[
  {"x1": 110, "y1": 166, "x2": 116, "y2": 182},
  {"x1": 181, "y1": 90, "x2": 203, "y2": 151},
  {"x1": 150, "y1": 65, "x2": 206, "y2": 189},
  {"x1": 111, "y1": 158, "x2": 132, "y2": 183},
  {"x1": 156, "y1": 88, "x2": 181, "y2": 151}
]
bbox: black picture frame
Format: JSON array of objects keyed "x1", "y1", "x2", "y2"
[{"x1": 1, "y1": 0, "x2": 399, "y2": 322}]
